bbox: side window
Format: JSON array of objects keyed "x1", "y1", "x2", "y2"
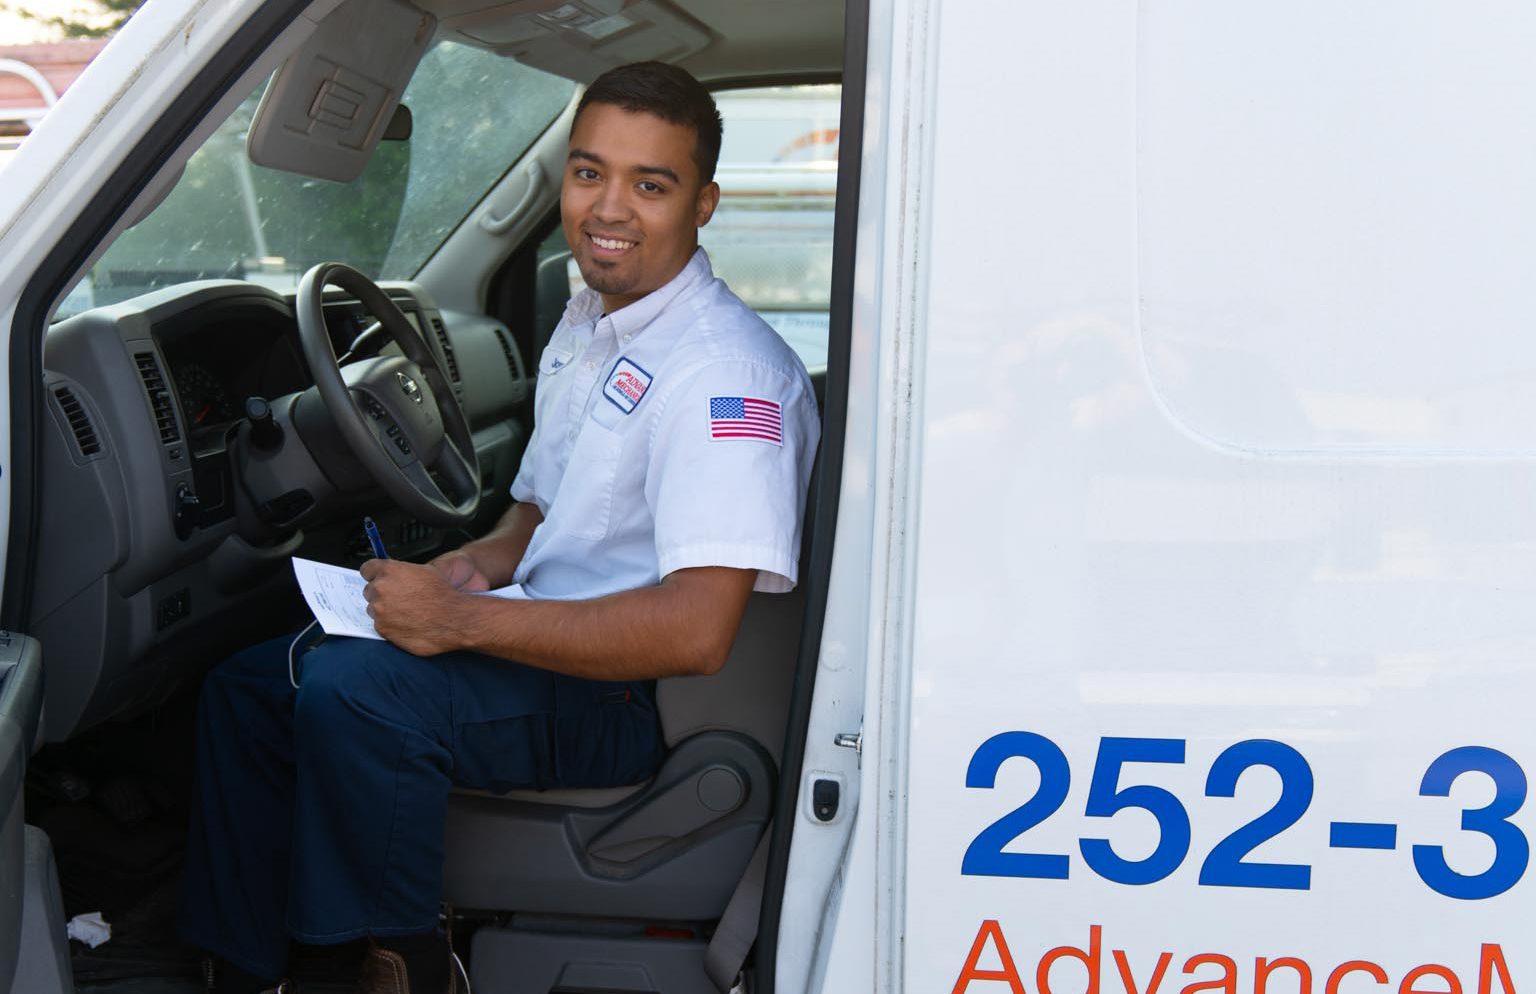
[{"x1": 706, "y1": 84, "x2": 839, "y2": 370}]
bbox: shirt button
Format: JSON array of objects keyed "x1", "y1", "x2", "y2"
[
  {"x1": 585, "y1": 360, "x2": 596, "y2": 370},
  {"x1": 622, "y1": 334, "x2": 632, "y2": 344}
]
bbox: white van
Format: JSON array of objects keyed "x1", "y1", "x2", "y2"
[{"x1": 2, "y1": 1, "x2": 1534, "y2": 992}]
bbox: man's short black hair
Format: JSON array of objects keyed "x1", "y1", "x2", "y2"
[{"x1": 574, "y1": 61, "x2": 724, "y2": 184}]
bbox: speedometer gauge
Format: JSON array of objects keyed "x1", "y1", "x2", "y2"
[{"x1": 173, "y1": 362, "x2": 236, "y2": 428}]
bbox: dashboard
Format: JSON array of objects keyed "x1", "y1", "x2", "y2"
[
  {"x1": 33, "y1": 278, "x2": 532, "y2": 740},
  {"x1": 157, "y1": 293, "x2": 444, "y2": 452}
]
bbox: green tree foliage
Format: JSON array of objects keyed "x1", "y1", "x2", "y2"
[{"x1": 5, "y1": 0, "x2": 146, "y2": 39}]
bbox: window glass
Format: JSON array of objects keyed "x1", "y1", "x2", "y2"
[
  {"x1": 705, "y1": 84, "x2": 839, "y2": 369},
  {"x1": 57, "y1": 40, "x2": 575, "y2": 320}
]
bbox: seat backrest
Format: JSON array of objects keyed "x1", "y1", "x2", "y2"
[
  {"x1": 655, "y1": 584, "x2": 805, "y2": 765},
  {"x1": 657, "y1": 371, "x2": 824, "y2": 766}
]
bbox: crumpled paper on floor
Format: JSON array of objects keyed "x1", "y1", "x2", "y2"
[{"x1": 66, "y1": 911, "x2": 111, "y2": 948}]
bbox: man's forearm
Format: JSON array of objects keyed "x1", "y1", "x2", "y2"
[
  {"x1": 459, "y1": 501, "x2": 543, "y2": 587},
  {"x1": 455, "y1": 567, "x2": 757, "y2": 681}
]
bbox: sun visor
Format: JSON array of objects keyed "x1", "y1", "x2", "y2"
[{"x1": 247, "y1": 0, "x2": 436, "y2": 183}]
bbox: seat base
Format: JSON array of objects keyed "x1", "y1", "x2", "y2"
[
  {"x1": 471, "y1": 926, "x2": 718, "y2": 994},
  {"x1": 443, "y1": 731, "x2": 774, "y2": 920}
]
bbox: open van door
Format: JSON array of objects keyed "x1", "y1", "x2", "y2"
[{"x1": 0, "y1": 633, "x2": 68, "y2": 994}]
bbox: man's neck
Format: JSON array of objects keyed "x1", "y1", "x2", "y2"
[{"x1": 597, "y1": 247, "x2": 698, "y2": 316}]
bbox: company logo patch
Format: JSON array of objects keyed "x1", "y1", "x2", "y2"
[{"x1": 603, "y1": 357, "x2": 654, "y2": 415}]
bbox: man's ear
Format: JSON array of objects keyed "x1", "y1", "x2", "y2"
[{"x1": 695, "y1": 181, "x2": 721, "y2": 227}]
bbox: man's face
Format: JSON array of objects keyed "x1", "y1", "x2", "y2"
[{"x1": 561, "y1": 102, "x2": 720, "y2": 313}]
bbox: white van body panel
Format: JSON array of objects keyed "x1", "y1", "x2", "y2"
[{"x1": 902, "y1": 2, "x2": 1536, "y2": 993}]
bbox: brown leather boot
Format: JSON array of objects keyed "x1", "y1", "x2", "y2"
[{"x1": 356, "y1": 937, "x2": 459, "y2": 994}]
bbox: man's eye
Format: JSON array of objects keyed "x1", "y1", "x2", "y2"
[
  {"x1": 638, "y1": 181, "x2": 665, "y2": 194},
  {"x1": 575, "y1": 167, "x2": 599, "y2": 181}
]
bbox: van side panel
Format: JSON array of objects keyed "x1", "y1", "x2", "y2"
[{"x1": 906, "y1": 3, "x2": 1536, "y2": 993}]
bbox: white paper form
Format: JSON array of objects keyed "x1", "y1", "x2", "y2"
[{"x1": 291, "y1": 557, "x2": 530, "y2": 640}]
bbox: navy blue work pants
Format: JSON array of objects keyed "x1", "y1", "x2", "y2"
[{"x1": 178, "y1": 631, "x2": 664, "y2": 979}]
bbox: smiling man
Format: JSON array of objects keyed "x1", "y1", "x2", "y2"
[{"x1": 180, "y1": 62, "x2": 820, "y2": 994}]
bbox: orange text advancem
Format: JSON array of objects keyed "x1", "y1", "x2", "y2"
[{"x1": 952, "y1": 923, "x2": 1517, "y2": 994}]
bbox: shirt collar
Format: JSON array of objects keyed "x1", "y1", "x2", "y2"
[{"x1": 563, "y1": 248, "x2": 713, "y2": 341}]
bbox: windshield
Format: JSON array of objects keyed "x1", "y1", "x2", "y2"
[{"x1": 57, "y1": 39, "x2": 576, "y2": 320}]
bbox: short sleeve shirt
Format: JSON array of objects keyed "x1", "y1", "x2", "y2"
[{"x1": 509, "y1": 249, "x2": 819, "y2": 601}]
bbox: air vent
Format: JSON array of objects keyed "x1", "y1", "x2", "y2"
[
  {"x1": 493, "y1": 328, "x2": 519, "y2": 383},
  {"x1": 53, "y1": 386, "x2": 100, "y2": 457},
  {"x1": 429, "y1": 316, "x2": 460, "y2": 383},
  {"x1": 134, "y1": 352, "x2": 181, "y2": 444}
]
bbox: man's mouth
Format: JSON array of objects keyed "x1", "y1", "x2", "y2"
[{"x1": 587, "y1": 232, "x2": 638, "y2": 257}]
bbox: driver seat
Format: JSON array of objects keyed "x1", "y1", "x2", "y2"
[
  {"x1": 441, "y1": 581, "x2": 803, "y2": 991},
  {"x1": 442, "y1": 580, "x2": 799, "y2": 909}
]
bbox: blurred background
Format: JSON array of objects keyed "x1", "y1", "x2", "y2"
[{"x1": 1, "y1": 0, "x2": 138, "y2": 167}]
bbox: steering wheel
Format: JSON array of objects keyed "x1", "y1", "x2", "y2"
[{"x1": 294, "y1": 263, "x2": 481, "y2": 528}]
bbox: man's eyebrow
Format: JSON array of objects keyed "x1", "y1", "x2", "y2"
[
  {"x1": 633, "y1": 164, "x2": 681, "y2": 184},
  {"x1": 568, "y1": 148, "x2": 680, "y2": 185}
]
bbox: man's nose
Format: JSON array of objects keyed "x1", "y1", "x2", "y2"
[{"x1": 592, "y1": 182, "x2": 632, "y2": 223}]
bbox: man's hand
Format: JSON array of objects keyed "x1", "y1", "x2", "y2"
[
  {"x1": 427, "y1": 549, "x2": 492, "y2": 592},
  {"x1": 360, "y1": 559, "x2": 473, "y2": 656}
]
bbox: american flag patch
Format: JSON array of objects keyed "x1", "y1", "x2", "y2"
[{"x1": 709, "y1": 396, "x2": 783, "y2": 444}]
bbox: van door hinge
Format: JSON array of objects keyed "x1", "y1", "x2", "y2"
[{"x1": 833, "y1": 729, "x2": 863, "y2": 755}]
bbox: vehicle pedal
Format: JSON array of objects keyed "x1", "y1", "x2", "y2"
[
  {"x1": 30, "y1": 765, "x2": 93, "y2": 804},
  {"x1": 96, "y1": 777, "x2": 153, "y2": 828}
]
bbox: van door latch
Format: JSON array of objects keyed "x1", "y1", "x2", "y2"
[{"x1": 833, "y1": 730, "x2": 863, "y2": 755}]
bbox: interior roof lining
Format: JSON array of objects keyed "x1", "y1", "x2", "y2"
[{"x1": 422, "y1": 0, "x2": 846, "y2": 84}]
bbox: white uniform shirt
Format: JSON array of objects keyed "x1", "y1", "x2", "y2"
[{"x1": 509, "y1": 249, "x2": 819, "y2": 600}]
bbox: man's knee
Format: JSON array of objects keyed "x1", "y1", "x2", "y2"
[
  {"x1": 198, "y1": 636, "x2": 292, "y2": 720},
  {"x1": 293, "y1": 640, "x2": 447, "y2": 737}
]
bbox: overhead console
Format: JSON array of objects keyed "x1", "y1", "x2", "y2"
[{"x1": 418, "y1": 0, "x2": 711, "y2": 80}]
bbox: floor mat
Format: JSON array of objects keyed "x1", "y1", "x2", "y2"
[{"x1": 78, "y1": 980, "x2": 354, "y2": 993}]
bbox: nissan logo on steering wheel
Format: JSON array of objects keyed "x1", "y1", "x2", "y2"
[{"x1": 397, "y1": 372, "x2": 423, "y2": 404}]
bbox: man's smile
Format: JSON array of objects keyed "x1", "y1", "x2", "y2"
[{"x1": 586, "y1": 232, "x2": 639, "y2": 258}]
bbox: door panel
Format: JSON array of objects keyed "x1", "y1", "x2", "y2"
[{"x1": 0, "y1": 634, "x2": 44, "y2": 994}]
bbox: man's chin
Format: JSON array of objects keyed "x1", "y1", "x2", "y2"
[{"x1": 578, "y1": 262, "x2": 637, "y2": 298}]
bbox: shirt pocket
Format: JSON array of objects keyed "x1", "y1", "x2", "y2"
[
  {"x1": 559, "y1": 405, "x2": 626, "y2": 541},
  {"x1": 538, "y1": 342, "x2": 576, "y2": 377}
]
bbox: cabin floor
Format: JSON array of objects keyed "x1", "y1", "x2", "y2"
[{"x1": 26, "y1": 683, "x2": 364, "y2": 993}]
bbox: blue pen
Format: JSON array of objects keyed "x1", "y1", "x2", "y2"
[{"x1": 363, "y1": 516, "x2": 389, "y2": 559}]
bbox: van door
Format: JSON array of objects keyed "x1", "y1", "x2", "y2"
[
  {"x1": 0, "y1": 634, "x2": 48, "y2": 994},
  {"x1": 889, "y1": 3, "x2": 1536, "y2": 993}
]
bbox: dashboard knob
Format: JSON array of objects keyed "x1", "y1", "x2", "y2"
[{"x1": 245, "y1": 396, "x2": 283, "y2": 451}]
